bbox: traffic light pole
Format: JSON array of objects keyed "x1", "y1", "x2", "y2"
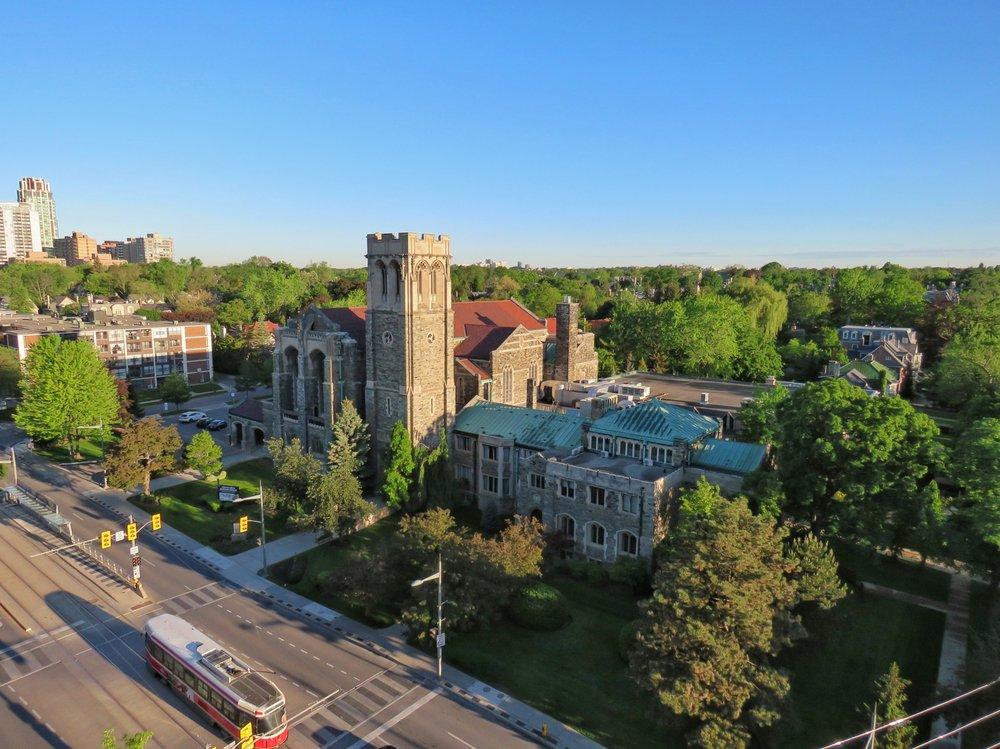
[{"x1": 258, "y1": 481, "x2": 268, "y2": 576}]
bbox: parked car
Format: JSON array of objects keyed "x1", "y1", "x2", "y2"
[
  {"x1": 196, "y1": 417, "x2": 212, "y2": 428},
  {"x1": 206, "y1": 419, "x2": 227, "y2": 431},
  {"x1": 178, "y1": 411, "x2": 207, "y2": 423}
]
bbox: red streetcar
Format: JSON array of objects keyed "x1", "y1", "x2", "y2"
[{"x1": 144, "y1": 613, "x2": 288, "y2": 747}]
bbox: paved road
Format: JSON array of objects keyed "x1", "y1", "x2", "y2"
[{"x1": 0, "y1": 445, "x2": 543, "y2": 748}]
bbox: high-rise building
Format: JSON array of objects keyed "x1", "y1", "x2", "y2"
[
  {"x1": 0, "y1": 202, "x2": 42, "y2": 264},
  {"x1": 17, "y1": 178, "x2": 58, "y2": 250},
  {"x1": 122, "y1": 233, "x2": 173, "y2": 263}
]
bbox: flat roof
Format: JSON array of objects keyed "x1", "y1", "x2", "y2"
[
  {"x1": 555, "y1": 449, "x2": 679, "y2": 483},
  {"x1": 611, "y1": 374, "x2": 797, "y2": 412},
  {"x1": 0, "y1": 315, "x2": 207, "y2": 335}
]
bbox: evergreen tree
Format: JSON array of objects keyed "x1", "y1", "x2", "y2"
[
  {"x1": 15, "y1": 335, "x2": 119, "y2": 458},
  {"x1": 185, "y1": 430, "x2": 223, "y2": 479},
  {"x1": 306, "y1": 444, "x2": 373, "y2": 536},
  {"x1": 629, "y1": 480, "x2": 845, "y2": 746},
  {"x1": 104, "y1": 418, "x2": 181, "y2": 495},
  {"x1": 867, "y1": 663, "x2": 918, "y2": 749},
  {"x1": 328, "y1": 400, "x2": 371, "y2": 478},
  {"x1": 382, "y1": 421, "x2": 415, "y2": 509},
  {"x1": 266, "y1": 437, "x2": 323, "y2": 517}
]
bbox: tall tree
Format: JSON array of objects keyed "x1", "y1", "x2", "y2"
[
  {"x1": 266, "y1": 437, "x2": 323, "y2": 516},
  {"x1": 952, "y1": 418, "x2": 1000, "y2": 586},
  {"x1": 328, "y1": 400, "x2": 371, "y2": 476},
  {"x1": 629, "y1": 481, "x2": 844, "y2": 746},
  {"x1": 0, "y1": 346, "x2": 21, "y2": 398},
  {"x1": 382, "y1": 421, "x2": 415, "y2": 509},
  {"x1": 158, "y1": 373, "x2": 192, "y2": 410},
  {"x1": 185, "y1": 430, "x2": 223, "y2": 479},
  {"x1": 14, "y1": 336, "x2": 119, "y2": 458},
  {"x1": 104, "y1": 418, "x2": 181, "y2": 494},
  {"x1": 306, "y1": 441, "x2": 373, "y2": 536},
  {"x1": 737, "y1": 386, "x2": 789, "y2": 444},
  {"x1": 773, "y1": 379, "x2": 943, "y2": 550},
  {"x1": 866, "y1": 663, "x2": 918, "y2": 749}
]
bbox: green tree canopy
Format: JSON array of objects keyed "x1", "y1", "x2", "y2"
[
  {"x1": 104, "y1": 418, "x2": 181, "y2": 495},
  {"x1": 158, "y1": 373, "x2": 192, "y2": 409},
  {"x1": 866, "y1": 663, "x2": 918, "y2": 749},
  {"x1": 14, "y1": 336, "x2": 119, "y2": 457},
  {"x1": 382, "y1": 421, "x2": 415, "y2": 509},
  {"x1": 737, "y1": 385, "x2": 789, "y2": 444},
  {"x1": 185, "y1": 430, "x2": 223, "y2": 479}
]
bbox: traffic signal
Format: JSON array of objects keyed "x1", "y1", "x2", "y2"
[
  {"x1": 100, "y1": 530, "x2": 112, "y2": 549},
  {"x1": 238, "y1": 515, "x2": 249, "y2": 534},
  {"x1": 126, "y1": 522, "x2": 138, "y2": 541},
  {"x1": 150, "y1": 513, "x2": 162, "y2": 532}
]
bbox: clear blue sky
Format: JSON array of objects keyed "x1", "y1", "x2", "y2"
[{"x1": 3, "y1": 2, "x2": 998, "y2": 268}]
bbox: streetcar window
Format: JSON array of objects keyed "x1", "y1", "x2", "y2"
[
  {"x1": 184, "y1": 671, "x2": 196, "y2": 688},
  {"x1": 256, "y1": 706, "x2": 285, "y2": 733},
  {"x1": 196, "y1": 680, "x2": 209, "y2": 699}
]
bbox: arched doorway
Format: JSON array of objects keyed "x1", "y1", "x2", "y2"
[
  {"x1": 530, "y1": 508, "x2": 543, "y2": 523},
  {"x1": 233, "y1": 421, "x2": 244, "y2": 447},
  {"x1": 252, "y1": 427, "x2": 265, "y2": 447}
]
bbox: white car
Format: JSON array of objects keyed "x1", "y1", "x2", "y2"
[{"x1": 178, "y1": 411, "x2": 207, "y2": 423}]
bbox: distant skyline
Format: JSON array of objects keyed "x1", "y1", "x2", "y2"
[{"x1": 2, "y1": 2, "x2": 998, "y2": 269}]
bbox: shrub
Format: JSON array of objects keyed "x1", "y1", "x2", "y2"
[
  {"x1": 618, "y1": 619, "x2": 641, "y2": 663},
  {"x1": 609, "y1": 556, "x2": 651, "y2": 594},
  {"x1": 205, "y1": 499, "x2": 223, "y2": 513},
  {"x1": 507, "y1": 582, "x2": 572, "y2": 631}
]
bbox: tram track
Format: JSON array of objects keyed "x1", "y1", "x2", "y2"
[{"x1": 0, "y1": 512, "x2": 213, "y2": 746}]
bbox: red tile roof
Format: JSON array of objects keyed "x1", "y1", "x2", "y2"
[
  {"x1": 453, "y1": 300, "x2": 544, "y2": 337},
  {"x1": 456, "y1": 357, "x2": 492, "y2": 380},
  {"x1": 317, "y1": 299, "x2": 544, "y2": 342},
  {"x1": 545, "y1": 317, "x2": 557, "y2": 335},
  {"x1": 454, "y1": 325, "x2": 516, "y2": 359},
  {"x1": 319, "y1": 306, "x2": 367, "y2": 341}
]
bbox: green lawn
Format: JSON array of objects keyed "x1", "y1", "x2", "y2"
[
  {"x1": 130, "y1": 458, "x2": 289, "y2": 554},
  {"x1": 273, "y1": 516, "x2": 403, "y2": 628},
  {"x1": 960, "y1": 582, "x2": 1000, "y2": 746},
  {"x1": 448, "y1": 572, "x2": 679, "y2": 749},
  {"x1": 34, "y1": 437, "x2": 107, "y2": 463},
  {"x1": 267, "y1": 517, "x2": 951, "y2": 748},
  {"x1": 136, "y1": 380, "x2": 224, "y2": 403},
  {"x1": 832, "y1": 539, "x2": 953, "y2": 601},
  {"x1": 191, "y1": 382, "x2": 224, "y2": 394},
  {"x1": 772, "y1": 592, "x2": 945, "y2": 747}
]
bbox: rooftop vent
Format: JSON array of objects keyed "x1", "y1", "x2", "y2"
[{"x1": 700, "y1": 392, "x2": 710, "y2": 404}]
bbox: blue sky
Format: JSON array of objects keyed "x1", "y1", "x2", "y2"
[{"x1": 2, "y1": 2, "x2": 998, "y2": 268}]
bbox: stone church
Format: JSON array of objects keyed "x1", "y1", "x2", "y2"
[{"x1": 257, "y1": 233, "x2": 598, "y2": 466}]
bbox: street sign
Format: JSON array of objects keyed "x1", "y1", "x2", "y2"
[
  {"x1": 129, "y1": 545, "x2": 139, "y2": 556},
  {"x1": 132, "y1": 566, "x2": 141, "y2": 580},
  {"x1": 239, "y1": 515, "x2": 249, "y2": 534},
  {"x1": 100, "y1": 531, "x2": 112, "y2": 549},
  {"x1": 126, "y1": 522, "x2": 137, "y2": 541},
  {"x1": 114, "y1": 530, "x2": 125, "y2": 542},
  {"x1": 151, "y1": 513, "x2": 162, "y2": 531},
  {"x1": 436, "y1": 632, "x2": 446, "y2": 648},
  {"x1": 218, "y1": 484, "x2": 240, "y2": 503},
  {"x1": 240, "y1": 722, "x2": 253, "y2": 740}
]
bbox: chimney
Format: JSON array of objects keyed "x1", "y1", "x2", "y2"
[
  {"x1": 553, "y1": 297, "x2": 579, "y2": 383},
  {"x1": 827, "y1": 360, "x2": 841, "y2": 378},
  {"x1": 700, "y1": 392, "x2": 710, "y2": 404}
]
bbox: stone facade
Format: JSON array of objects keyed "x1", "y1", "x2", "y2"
[
  {"x1": 549, "y1": 297, "x2": 598, "y2": 383},
  {"x1": 364, "y1": 233, "x2": 456, "y2": 467},
  {"x1": 267, "y1": 306, "x2": 365, "y2": 454}
]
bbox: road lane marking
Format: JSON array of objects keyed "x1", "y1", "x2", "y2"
[
  {"x1": 448, "y1": 732, "x2": 477, "y2": 749},
  {"x1": 347, "y1": 687, "x2": 443, "y2": 749}
]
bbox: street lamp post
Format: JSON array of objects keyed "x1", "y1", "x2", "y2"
[
  {"x1": 411, "y1": 551, "x2": 444, "y2": 679},
  {"x1": 257, "y1": 480, "x2": 268, "y2": 575}
]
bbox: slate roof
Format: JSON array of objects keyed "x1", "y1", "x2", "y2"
[
  {"x1": 689, "y1": 438, "x2": 766, "y2": 475},
  {"x1": 589, "y1": 400, "x2": 719, "y2": 445},
  {"x1": 453, "y1": 325, "x2": 516, "y2": 359},
  {"x1": 228, "y1": 398, "x2": 264, "y2": 422},
  {"x1": 453, "y1": 400, "x2": 584, "y2": 451}
]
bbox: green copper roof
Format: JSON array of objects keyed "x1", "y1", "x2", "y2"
[
  {"x1": 589, "y1": 400, "x2": 719, "y2": 445},
  {"x1": 843, "y1": 360, "x2": 899, "y2": 383},
  {"x1": 453, "y1": 401, "x2": 585, "y2": 451},
  {"x1": 690, "y1": 438, "x2": 766, "y2": 475}
]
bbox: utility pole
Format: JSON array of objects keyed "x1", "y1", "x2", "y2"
[
  {"x1": 411, "y1": 551, "x2": 445, "y2": 679},
  {"x1": 258, "y1": 480, "x2": 267, "y2": 575}
]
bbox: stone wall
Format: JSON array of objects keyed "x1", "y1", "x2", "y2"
[{"x1": 488, "y1": 328, "x2": 546, "y2": 407}]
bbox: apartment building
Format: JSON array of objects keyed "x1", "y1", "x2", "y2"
[
  {"x1": 0, "y1": 314, "x2": 213, "y2": 389},
  {"x1": 0, "y1": 202, "x2": 42, "y2": 264},
  {"x1": 17, "y1": 177, "x2": 58, "y2": 250},
  {"x1": 121, "y1": 233, "x2": 173, "y2": 263},
  {"x1": 53, "y1": 232, "x2": 125, "y2": 266}
]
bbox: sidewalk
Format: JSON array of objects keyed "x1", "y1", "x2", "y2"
[
  {"x1": 73, "y1": 470, "x2": 601, "y2": 749},
  {"x1": 149, "y1": 448, "x2": 269, "y2": 491}
]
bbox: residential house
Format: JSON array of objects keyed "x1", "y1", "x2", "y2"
[{"x1": 838, "y1": 325, "x2": 922, "y2": 388}]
